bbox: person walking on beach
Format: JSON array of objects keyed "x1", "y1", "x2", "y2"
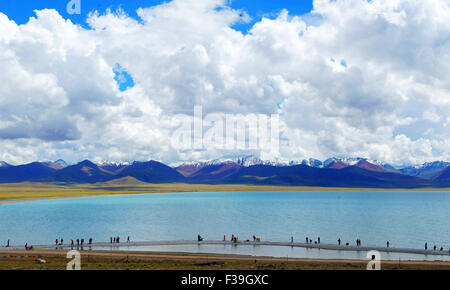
[
  {"x1": 425, "y1": 242, "x2": 428, "y2": 250},
  {"x1": 433, "y1": 245, "x2": 437, "y2": 251},
  {"x1": 338, "y1": 238, "x2": 341, "y2": 246},
  {"x1": 81, "y1": 238, "x2": 84, "y2": 245},
  {"x1": 76, "y1": 239, "x2": 79, "y2": 246},
  {"x1": 291, "y1": 236, "x2": 294, "y2": 244},
  {"x1": 25, "y1": 243, "x2": 28, "y2": 250},
  {"x1": 387, "y1": 241, "x2": 390, "y2": 248},
  {"x1": 6, "y1": 239, "x2": 9, "y2": 247},
  {"x1": 127, "y1": 236, "x2": 130, "y2": 243},
  {"x1": 71, "y1": 240, "x2": 74, "y2": 246},
  {"x1": 61, "y1": 239, "x2": 63, "y2": 245},
  {"x1": 318, "y1": 237, "x2": 320, "y2": 244},
  {"x1": 306, "y1": 237, "x2": 308, "y2": 244},
  {"x1": 55, "y1": 239, "x2": 58, "y2": 245},
  {"x1": 117, "y1": 237, "x2": 120, "y2": 243},
  {"x1": 231, "y1": 234, "x2": 234, "y2": 242}
]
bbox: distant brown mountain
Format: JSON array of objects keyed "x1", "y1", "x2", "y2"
[{"x1": 325, "y1": 160, "x2": 349, "y2": 169}]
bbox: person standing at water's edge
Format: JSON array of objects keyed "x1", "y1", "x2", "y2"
[
  {"x1": 338, "y1": 238, "x2": 341, "y2": 246},
  {"x1": 6, "y1": 239, "x2": 9, "y2": 247},
  {"x1": 425, "y1": 242, "x2": 428, "y2": 250}
]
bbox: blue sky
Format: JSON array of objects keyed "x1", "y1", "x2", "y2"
[
  {"x1": 0, "y1": 0, "x2": 313, "y2": 32},
  {"x1": 0, "y1": 0, "x2": 448, "y2": 165},
  {"x1": 0, "y1": 0, "x2": 313, "y2": 92}
]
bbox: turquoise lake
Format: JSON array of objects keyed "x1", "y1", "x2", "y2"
[{"x1": 1, "y1": 191, "x2": 449, "y2": 256}]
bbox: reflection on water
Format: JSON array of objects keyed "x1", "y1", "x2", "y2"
[{"x1": 87, "y1": 244, "x2": 450, "y2": 261}]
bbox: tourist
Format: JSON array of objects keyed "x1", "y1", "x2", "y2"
[
  {"x1": 25, "y1": 243, "x2": 28, "y2": 250},
  {"x1": 6, "y1": 239, "x2": 9, "y2": 247},
  {"x1": 306, "y1": 237, "x2": 308, "y2": 243},
  {"x1": 81, "y1": 238, "x2": 84, "y2": 245},
  {"x1": 61, "y1": 238, "x2": 63, "y2": 245},
  {"x1": 387, "y1": 241, "x2": 390, "y2": 248},
  {"x1": 433, "y1": 245, "x2": 437, "y2": 251},
  {"x1": 55, "y1": 239, "x2": 58, "y2": 245},
  {"x1": 127, "y1": 236, "x2": 130, "y2": 243},
  {"x1": 291, "y1": 236, "x2": 294, "y2": 243},
  {"x1": 198, "y1": 235, "x2": 203, "y2": 242},
  {"x1": 425, "y1": 242, "x2": 428, "y2": 250},
  {"x1": 110, "y1": 237, "x2": 113, "y2": 244},
  {"x1": 338, "y1": 238, "x2": 341, "y2": 246},
  {"x1": 77, "y1": 239, "x2": 79, "y2": 246},
  {"x1": 231, "y1": 234, "x2": 234, "y2": 241},
  {"x1": 253, "y1": 235, "x2": 256, "y2": 242},
  {"x1": 224, "y1": 235, "x2": 226, "y2": 241},
  {"x1": 71, "y1": 240, "x2": 74, "y2": 246},
  {"x1": 318, "y1": 237, "x2": 320, "y2": 244},
  {"x1": 113, "y1": 237, "x2": 116, "y2": 243},
  {"x1": 117, "y1": 237, "x2": 120, "y2": 243},
  {"x1": 89, "y1": 238, "x2": 92, "y2": 245}
]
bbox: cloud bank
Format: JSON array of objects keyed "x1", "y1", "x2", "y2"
[{"x1": 0, "y1": 0, "x2": 449, "y2": 166}]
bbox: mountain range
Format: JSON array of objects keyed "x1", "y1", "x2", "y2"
[{"x1": 0, "y1": 157, "x2": 449, "y2": 188}]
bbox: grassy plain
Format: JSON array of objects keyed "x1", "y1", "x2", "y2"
[
  {"x1": 0, "y1": 250, "x2": 449, "y2": 270},
  {"x1": 0, "y1": 180, "x2": 448, "y2": 202}
]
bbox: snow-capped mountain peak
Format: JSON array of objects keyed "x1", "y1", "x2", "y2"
[{"x1": 0, "y1": 161, "x2": 11, "y2": 168}]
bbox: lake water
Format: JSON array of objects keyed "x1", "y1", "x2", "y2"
[{"x1": 1, "y1": 191, "x2": 449, "y2": 260}]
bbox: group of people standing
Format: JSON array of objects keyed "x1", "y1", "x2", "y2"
[
  {"x1": 424, "y1": 242, "x2": 449, "y2": 252},
  {"x1": 55, "y1": 238, "x2": 94, "y2": 247},
  {"x1": 305, "y1": 237, "x2": 321, "y2": 244},
  {"x1": 110, "y1": 236, "x2": 131, "y2": 244}
]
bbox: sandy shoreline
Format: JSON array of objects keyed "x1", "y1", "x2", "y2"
[
  {"x1": 0, "y1": 183, "x2": 448, "y2": 204},
  {"x1": 1, "y1": 249, "x2": 450, "y2": 267},
  {"x1": 2, "y1": 240, "x2": 449, "y2": 260}
]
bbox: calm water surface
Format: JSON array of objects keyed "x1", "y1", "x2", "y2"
[{"x1": 1, "y1": 191, "x2": 449, "y2": 256}]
